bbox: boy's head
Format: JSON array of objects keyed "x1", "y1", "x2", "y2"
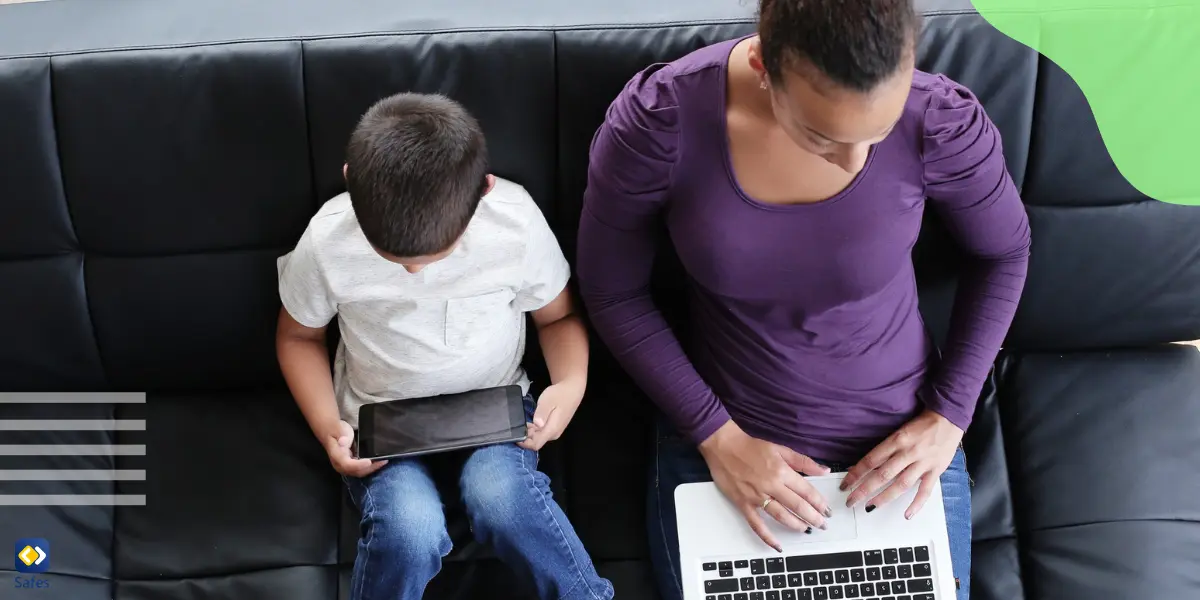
[{"x1": 344, "y1": 93, "x2": 490, "y2": 271}]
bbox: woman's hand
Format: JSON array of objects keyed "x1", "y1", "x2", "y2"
[
  {"x1": 841, "y1": 410, "x2": 963, "y2": 519},
  {"x1": 699, "y1": 421, "x2": 832, "y2": 552}
]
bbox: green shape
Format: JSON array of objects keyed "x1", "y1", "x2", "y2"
[{"x1": 972, "y1": 0, "x2": 1200, "y2": 206}]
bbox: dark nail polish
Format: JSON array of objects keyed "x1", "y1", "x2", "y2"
[
  {"x1": 824, "y1": 507, "x2": 833, "y2": 518},
  {"x1": 805, "y1": 527, "x2": 813, "y2": 534},
  {"x1": 820, "y1": 522, "x2": 828, "y2": 530},
  {"x1": 865, "y1": 505, "x2": 876, "y2": 513}
]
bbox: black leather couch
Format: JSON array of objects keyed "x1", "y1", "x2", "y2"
[{"x1": 2, "y1": 1, "x2": 1199, "y2": 599}]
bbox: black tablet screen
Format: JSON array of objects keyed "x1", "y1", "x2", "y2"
[{"x1": 357, "y1": 386, "x2": 526, "y2": 459}]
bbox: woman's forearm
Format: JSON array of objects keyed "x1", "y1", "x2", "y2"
[{"x1": 922, "y1": 249, "x2": 1029, "y2": 430}]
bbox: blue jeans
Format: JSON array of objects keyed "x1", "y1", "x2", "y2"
[
  {"x1": 344, "y1": 396, "x2": 613, "y2": 600},
  {"x1": 647, "y1": 420, "x2": 972, "y2": 600}
]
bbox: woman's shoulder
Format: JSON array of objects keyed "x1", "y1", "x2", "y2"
[
  {"x1": 609, "y1": 37, "x2": 738, "y2": 125},
  {"x1": 668, "y1": 36, "x2": 744, "y2": 79},
  {"x1": 907, "y1": 70, "x2": 991, "y2": 135},
  {"x1": 906, "y1": 70, "x2": 1001, "y2": 162},
  {"x1": 905, "y1": 69, "x2": 1011, "y2": 189},
  {"x1": 585, "y1": 40, "x2": 739, "y2": 210}
]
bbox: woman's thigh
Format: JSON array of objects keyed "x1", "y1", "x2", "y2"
[
  {"x1": 646, "y1": 418, "x2": 714, "y2": 600},
  {"x1": 939, "y1": 446, "x2": 972, "y2": 600}
]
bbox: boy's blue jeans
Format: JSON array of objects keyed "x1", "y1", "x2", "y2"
[
  {"x1": 344, "y1": 396, "x2": 613, "y2": 600},
  {"x1": 647, "y1": 419, "x2": 972, "y2": 600}
]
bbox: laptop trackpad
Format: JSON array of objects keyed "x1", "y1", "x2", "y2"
[
  {"x1": 675, "y1": 476, "x2": 861, "y2": 554},
  {"x1": 761, "y1": 476, "x2": 858, "y2": 546}
]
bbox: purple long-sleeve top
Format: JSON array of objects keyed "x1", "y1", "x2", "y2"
[{"x1": 576, "y1": 39, "x2": 1031, "y2": 462}]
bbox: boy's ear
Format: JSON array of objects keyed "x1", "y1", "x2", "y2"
[
  {"x1": 343, "y1": 163, "x2": 349, "y2": 182},
  {"x1": 483, "y1": 173, "x2": 496, "y2": 195}
]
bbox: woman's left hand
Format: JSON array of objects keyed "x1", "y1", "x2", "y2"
[{"x1": 840, "y1": 409, "x2": 963, "y2": 519}]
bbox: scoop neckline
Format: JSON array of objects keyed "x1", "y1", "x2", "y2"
[{"x1": 716, "y1": 35, "x2": 878, "y2": 212}]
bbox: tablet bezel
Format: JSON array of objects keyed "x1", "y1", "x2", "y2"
[{"x1": 355, "y1": 385, "x2": 527, "y2": 461}]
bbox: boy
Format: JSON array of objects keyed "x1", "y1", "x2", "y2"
[{"x1": 275, "y1": 93, "x2": 613, "y2": 600}]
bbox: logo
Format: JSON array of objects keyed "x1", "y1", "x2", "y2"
[{"x1": 14, "y1": 539, "x2": 48, "y2": 573}]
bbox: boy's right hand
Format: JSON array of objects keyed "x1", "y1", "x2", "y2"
[{"x1": 324, "y1": 420, "x2": 388, "y2": 478}]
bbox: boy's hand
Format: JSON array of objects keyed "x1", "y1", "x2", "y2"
[
  {"x1": 518, "y1": 383, "x2": 583, "y2": 451},
  {"x1": 324, "y1": 420, "x2": 388, "y2": 478}
]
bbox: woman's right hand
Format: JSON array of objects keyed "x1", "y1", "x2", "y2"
[{"x1": 699, "y1": 420, "x2": 832, "y2": 551}]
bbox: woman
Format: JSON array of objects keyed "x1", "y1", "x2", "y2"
[{"x1": 576, "y1": 1, "x2": 1031, "y2": 599}]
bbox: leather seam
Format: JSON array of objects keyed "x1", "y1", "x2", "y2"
[
  {"x1": 11, "y1": 244, "x2": 293, "y2": 261},
  {"x1": 44, "y1": 54, "x2": 113, "y2": 393},
  {"x1": 0, "y1": 11, "x2": 982, "y2": 61},
  {"x1": 99, "y1": 562, "x2": 336, "y2": 584},
  {"x1": 1029, "y1": 517, "x2": 1200, "y2": 533}
]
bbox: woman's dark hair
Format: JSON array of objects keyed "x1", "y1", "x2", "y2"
[
  {"x1": 345, "y1": 93, "x2": 489, "y2": 258},
  {"x1": 758, "y1": 0, "x2": 921, "y2": 92}
]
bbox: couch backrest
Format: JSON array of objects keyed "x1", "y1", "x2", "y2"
[{"x1": 2, "y1": 0, "x2": 1199, "y2": 397}]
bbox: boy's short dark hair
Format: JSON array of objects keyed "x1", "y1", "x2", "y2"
[
  {"x1": 758, "y1": 0, "x2": 921, "y2": 92},
  {"x1": 345, "y1": 93, "x2": 489, "y2": 257}
]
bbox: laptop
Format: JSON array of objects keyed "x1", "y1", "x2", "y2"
[{"x1": 675, "y1": 472, "x2": 955, "y2": 600}]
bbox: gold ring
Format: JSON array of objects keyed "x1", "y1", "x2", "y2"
[{"x1": 761, "y1": 497, "x2": 774, "y2": 510}]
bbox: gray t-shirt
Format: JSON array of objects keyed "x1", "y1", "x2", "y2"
[{"x1": 277, "y1": 177, "x2": 570, "y2": 428}]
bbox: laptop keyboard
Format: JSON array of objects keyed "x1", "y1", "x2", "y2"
[{"x1": 700, "y1": 546, "x2": 937, "y2": 600}]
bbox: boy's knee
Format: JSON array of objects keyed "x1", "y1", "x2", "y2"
[
  {"x1": 363, "y1": 496, "x2": 451, "y2": 560},
  {"x1": 460, "y1": 445, "x2": 543, "y2": 529}
]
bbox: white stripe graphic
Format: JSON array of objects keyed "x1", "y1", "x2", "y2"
[
  {"x1": 0, "y1": 419, "x2": 146, "y2": 431},
  {"x1": 0, "y1": 444, "x2": 146, "y2": 456},
  {"x1": 0, "y1": 469, "x2": 146, "y2": 481},
  {"x1": 0, "y1": 392, "x2": 146, "y2": 404},
  {"x1": 0, "y1": 494, "x2": 146, "y2": 506},
  {"x1": 0, "y1": 393, "x2": 149, "y2": 506}
]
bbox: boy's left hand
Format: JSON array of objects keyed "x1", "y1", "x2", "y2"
[{"x1": 518, "y1": 383, "x2": 583, "y2": 451}]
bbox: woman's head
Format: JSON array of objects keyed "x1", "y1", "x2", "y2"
[{"x1": 749, "y1": 0, "x2": 920, "y2": 172}]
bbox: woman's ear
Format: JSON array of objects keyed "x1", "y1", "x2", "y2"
[
  {"x1": 747, "y1": 39, "x2": 768, "y2": 79},
  {"x1": 343, "y1": 163, "x2": 349, "y2": 181},
  {"x1": 483, "y1": 173, "x2": 496, "y2": 195}
]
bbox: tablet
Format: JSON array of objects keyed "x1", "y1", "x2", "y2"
[{"x1": 355, "y1": 385, "x2": 527, "y2": 460}]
